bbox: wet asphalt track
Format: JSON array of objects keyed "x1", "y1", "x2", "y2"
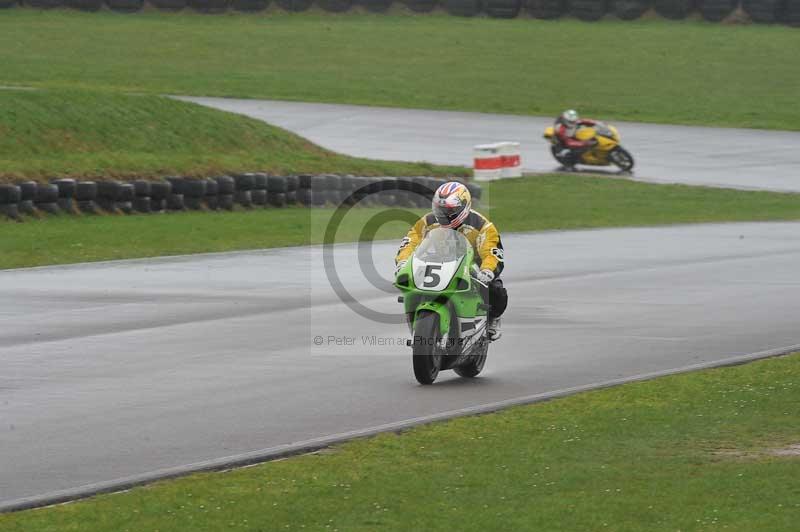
[
  {"x1": 179, "y1": 98, "x2": 800, "y2": 192},
  {"x1": 4, "y1": 222, "x2": 800, "y2": 507}
]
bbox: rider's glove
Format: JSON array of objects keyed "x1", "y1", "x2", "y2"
[
  {"x1": 395, "y1": 260, "x2": 407, "y2": 276},
  {"x1": 477, "y1": 269, "x2": 495, "y2": 284}
]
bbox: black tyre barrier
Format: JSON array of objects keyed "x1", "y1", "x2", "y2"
[
  {"x1": 444, "y1": 0, "x2": 483, "y2": 15},
  {"x1": 187, "y1": 0, "x2": 228, "y2": 11},
  {"x1": 52, "y1": 178, "x2": 76, "y2": 199},
  {"x1": 76, "y1": 181, "x2": 98, "y2": 200},
  {"x1": 182, "y1": 179, "x2": 207, "y2": 198},
  {"x1": 285, "y1": 175, "x2": 299, "y2": 192},
  {"x1": 217, "y1": 194, "x2": 233, "y2": 210},
  {"x1": 276, "y1": 0, "x2": 312, "y2": 10},
  {"x1": 654, "y1": 0, "x2": 693, "y2": 18},
  {"x1": 215, "y1": 175, "x2": 235, "y2": 195},
  {"x1": 253, "y1": 173, "x2": 268, "y2": 192},
  {"x1": 267, "y1": 175, "x2": 288, "y2": 194},
  {"x1": 0, "y1": 184, "x2": 21, "y2": 205},
  {"x1": 133, "y1": 197, "x2": 151, "y2": 213},
  {"x1": 149, "y1": 181, "x2": 172, "y2": 201},
  {"x1": 233, "y1": 173, "x2": 256, "y2": 192},
  {"x1": 35, "y1": 184, "x2": 59, "y2": 205},
  {"x1": 0, "y1": 0, "x2": 17, "y2": 9},
  {"x1": 485, "y1": 0, "x2": 522, "y2": 17},
  {"x1": 165, "y1": 176, "x2": 186, "y2": 195},
  {"x1": 251, "y1": 189, "x2": 268, "y2": 206},
  {"x1": 19, "y1": 200, "x2": 35, "y2": 215},
  {"x1": 361, "y1": 0, "x2": 392, "y2": 11},
  {"x1": 311, "y1": 185, "x2": 327, "y2": 207},
  {"x1": 231, "y1": 0, "x2": 268, "y2": 9},
  {"x1": 269, "y1": 192, "x2": 287, "y2": 208},
  {"x1": 526, "y1": 0, "x2": 564, "y2": 17},
  {"x1": 742, "y1": 0, "x2": 779, "y2": 22},
  {"x1": 285, "y1": 190, "x2": 297, "y2": 205},
  {"x1": 698, "y1": 0, "x2": 735, "y2": 20},
  {"x1": 150, "y1": 0, "x2": 186, "y2": 9},
  {"x1": 569, "y1": 0, "x2": 608, "y2": 20},
  {"x1": 205, "y1": 178, "x2": 219, "y2": 196},
  {"x1": 167, "y1": 193, "x2": 185, "y2": 211},
  {"x1": 1, "y1": 203, "x2": 20, "y2": 220},
  {"x1": 782, "y1": 0, "x2": 800, "y2": 24},
  {"x1": 235, "y1": 190, "x2": 253, "y2": 207},
  {"x1": 325, "y1": 174, "x2": 341, "y2": 191},
  {"x1": 67, "y1": 0, "x2": 102, "y2": 9},
  {"x1": 106, "y1": 0, "x2": 144, "y2": 11},
  {"x1": 298, "y1": 174, "x2": 313, "y2": 189},
  {"x1": 310, "y1": 174, "x2": 328, "y2": 192},
  {"x1": 133, "y1": 180, "x2": 151, "y2": 198},
  {"x1": 24, "y1": 0, "x2": 61, "y2": 5},
  {"x1": 150, "y1": 199, "x2": 167, "y2": 212},
  {"x1": 19, "y1": 181, "x2": 37, "y2": 202},
  {"x1": 185, "y1": 196, "x2": 205, "y2": 210},
  {"x1": 319, "y1": 0, "x2": 352, "y2": 11},
  {"x1": 78, "y1": 200, "x2": 98, "y2": 214},
  {"x1": 404, "y1": 0, "x2": 437, "y2": 12},
  {"x1": 612, "y1": 0, "x2": 648, "y2": 18},
  {"x1": 96, "y1": 181, "x2": 122, "y2": 212},
  {"x1": 297, "y1": 187, "x2": 313, "y2": 206}
]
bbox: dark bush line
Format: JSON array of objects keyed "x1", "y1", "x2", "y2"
[
  {"x1": 0, "y1": 175, "x2": 484, "y2": 221},
  {"x1": 0, "y1": 0, "x2": 798, "y2": 24}
]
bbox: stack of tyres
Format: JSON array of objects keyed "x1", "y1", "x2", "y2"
[
  {"x1": 569, "y1": 0, "x2": 607, "y2": 20},
  {"x1": 67, "y1": 0, "x2": 102, "y2": 9},
  {"x1": 106, "y1": 0, "x2": 144, "y2": 11},
  {"x1": 205, "y1": 179, "x2": 220, "y2": 210},
  {"x1": 182, "y1": 179, "x2": 208, "y2": 210},
  {"x1": 318, "y1": 0, "x2": 352, "y2": 10},
  {"x1": 612, "y1": 0, "x2": 649, "y2": 18},
  {"x1": 361, "y1": 0, "x2": 392, "y2": 10},
  {"x1": 310, "y1": 175, "x2": 329, "y2": 207},
  {"x1": 231, "y1": 0, "x2": 268, "y2": 9},
  {"x1": 0, "y1": 0, "x2": 16, "y2": 7},
  {"x1": 24, "y1": 0, "x2": 62, "y2": 6},
  {"x1": 297, "y1": 175, "x2": 313, "y2": 207},
  {"x1": 379, "y1": 178, "x2": 397, "y2": 207},
  {"x1": 0, "y1": 184, "x2": 21, "y2": 220},
  {"x1": 35, "y1": 183, "x2": 61, "y2": 215},
  {"x1": 133, "y1": 180, "x2": 152, "y2": 213},
  {"x1": 404, "y1": 0, "x2": 437, "y2": 11},
  {"x1": 783, "y1": 0, "x2": 800, "y2": 24},
  {"x1": 444, "y1": 0, "x2": 483, "y2": 15},
  {"x1": 149, "y1": 181, "x2": 172, "y2": 212},
  {"x1": 267, "y1": 176, "x2": 288, "y2": 208},
  {"x1": 252, "y1": 174, "x2": 269, "y2": 207},
  {"x1": 698, "y1": 0, "x2": 735, "y2": 20},
  {"x1": 325, "y1": 175, "x2": 342, "y2": 206},
  {"x1": 215, "y1": 176, "x2": 235, "y2": 210},
  {"x1": 276, "y1": 0, "x2": 312, "y2": 9},
  {"x1": 285, "y1": 175, "x2": 299, "y2": 205},
  {"x1": 742, "y1": 0, "x2": 779, "y2": 22},
  {"x1": 485, "y1": 0, "x2": 522, "y2": 17},
  {"x1": 164, "y1": 177, "x2": 186, "y2": 211},
  {"x1": 187, "y1": 0, "x2": 228, "y2": 11},
  {"x1": 150, "y1": 0, "x2": 186, "y2": 9},
  {"x1": 76, "y1": 182, "x2": 99, "y2": 213},
  {"x1": 654, "y1": 0, "x2": 693, "y2": 18},
  {"x1": 18, "y1": 182, "x2": 37, "y2": 215},
  {"x1": 233, "y1": 174, "x2": 255, "y2": 207},
  {"x1": 525, "y1": 0, "x2": 564, "y2": 16},
  {"x1": 51, "y1": 179, "x2": 77, "y2": 213},
  {"x1": 117, "y1": 184, "x2": 135, "y2": 214}
]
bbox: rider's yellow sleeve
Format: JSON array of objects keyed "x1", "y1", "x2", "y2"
[
  {"x1": 477, "y1": 221, "x2": 504, "y2": 275},
  {"x1": 395, "y1": 216, "x2": 427, "y2": 263}
]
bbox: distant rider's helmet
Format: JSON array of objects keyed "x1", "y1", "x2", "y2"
[
  {"x1": 432, "y1": 181, "x2": 472, "y2": 229},
  {"x1": 561, "y1": 109, "x2": 579, "y2": 127}
]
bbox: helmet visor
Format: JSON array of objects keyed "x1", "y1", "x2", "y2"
[{"x1": 433, "y1": 200, "x2": 467, "y2": 227}]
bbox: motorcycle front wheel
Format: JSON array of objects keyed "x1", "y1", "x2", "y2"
[
  {"x1": 609, "y1": 147, "x2": 635, "y2": 172},
  {"x1": 412, "y1": 310, "x2": 442, "y2": 385}
]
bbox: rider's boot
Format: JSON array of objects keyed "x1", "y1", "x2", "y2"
[{"x1": 487, "y1": 317, "x2": 502, "y2": 341}]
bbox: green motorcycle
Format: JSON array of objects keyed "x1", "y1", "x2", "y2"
[{"x1": 394, "y1": 227, "x2": 491, "y2": 385}]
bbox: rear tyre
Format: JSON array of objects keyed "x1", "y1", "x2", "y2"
[
  {"x1": 454, "y1": 337, "x2": 488, "y2": 378},
  {"x1": 412, "y1": 311, "x2": 442, "y2": 385},
  {"x1": 609, "y1": 147, "x2": 634, "y2": 172}
]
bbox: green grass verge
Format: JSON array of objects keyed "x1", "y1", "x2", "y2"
[
  {"x1": 0, "y1": 89, "x2": 465, "y2": 180},
  {"x1": 4, "y1": 352, "x2": 799, "y2": 531},
  {"x1": 4, "y1": 174, "x2": 800, "y2": 269},
  {"x1": 1, "y1": 11, "x2": 798, "y2": 130}
]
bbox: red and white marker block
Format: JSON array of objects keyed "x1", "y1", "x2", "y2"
[{"x1": 473, "y1": 142, "x2": 522, "y2": 181}]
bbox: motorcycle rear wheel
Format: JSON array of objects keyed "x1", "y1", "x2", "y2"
[
  {"x1": 609, "y1": 147, "x2": 635, "y2": 172},
  {"x1": 412, "y1": 311, "x2": 442, "y2": 385},
  {"x1": 454, "y1": 337, "x2": 488, "y2": 378}
]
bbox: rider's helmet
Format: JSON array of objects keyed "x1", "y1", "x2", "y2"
[
  {"x1": 432, "y1": 181, "x2": 471, "y2": 229},
  {"x1": 561, "y1": 109, "x2": 579, "y2": 127}
]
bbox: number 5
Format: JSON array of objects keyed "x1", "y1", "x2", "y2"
[{"x1": 423, "y1": 264, "x2": 442, "y2": 287}]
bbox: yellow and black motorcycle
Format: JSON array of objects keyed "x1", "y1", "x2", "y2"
[{"x1": 543, "y1": 122, "x2": 635, "y2": 172}]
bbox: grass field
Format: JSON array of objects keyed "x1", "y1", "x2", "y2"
[
  {"x1": 0, "y1": 89, "x2": 465, "y2": 180},
  {"x1": 3, "y1": 351, "x2": 798, "y2": 531},
  {"x1": 0, "y1": 11, "x2": 798, "y2": 130},
  {"x1": 4, "y1": 174, "x2": 800, "y2": 269}
]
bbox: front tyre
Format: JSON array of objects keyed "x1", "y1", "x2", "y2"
[
  {"x1": 609, "y1": 147, "x2": 634, "y2": 172},
  {"x1": 412, "y1": 311, "x2": 442, "y2": 385}
]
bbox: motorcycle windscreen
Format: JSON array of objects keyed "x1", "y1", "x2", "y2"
[{"x1": 412, "y1": 228, "x2": 469, "y2": 291}]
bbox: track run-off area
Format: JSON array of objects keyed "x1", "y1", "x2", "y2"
[{"x1": 4, "y1": 221, "x2": 800, "y2": 509}]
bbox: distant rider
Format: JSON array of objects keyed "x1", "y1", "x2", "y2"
[
  {"x1": 394, "y1": 181, "x2": 507, "y2": 341},
  {"x1": 554, "y1": 109, "x2": 598, "y2": 168}
]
